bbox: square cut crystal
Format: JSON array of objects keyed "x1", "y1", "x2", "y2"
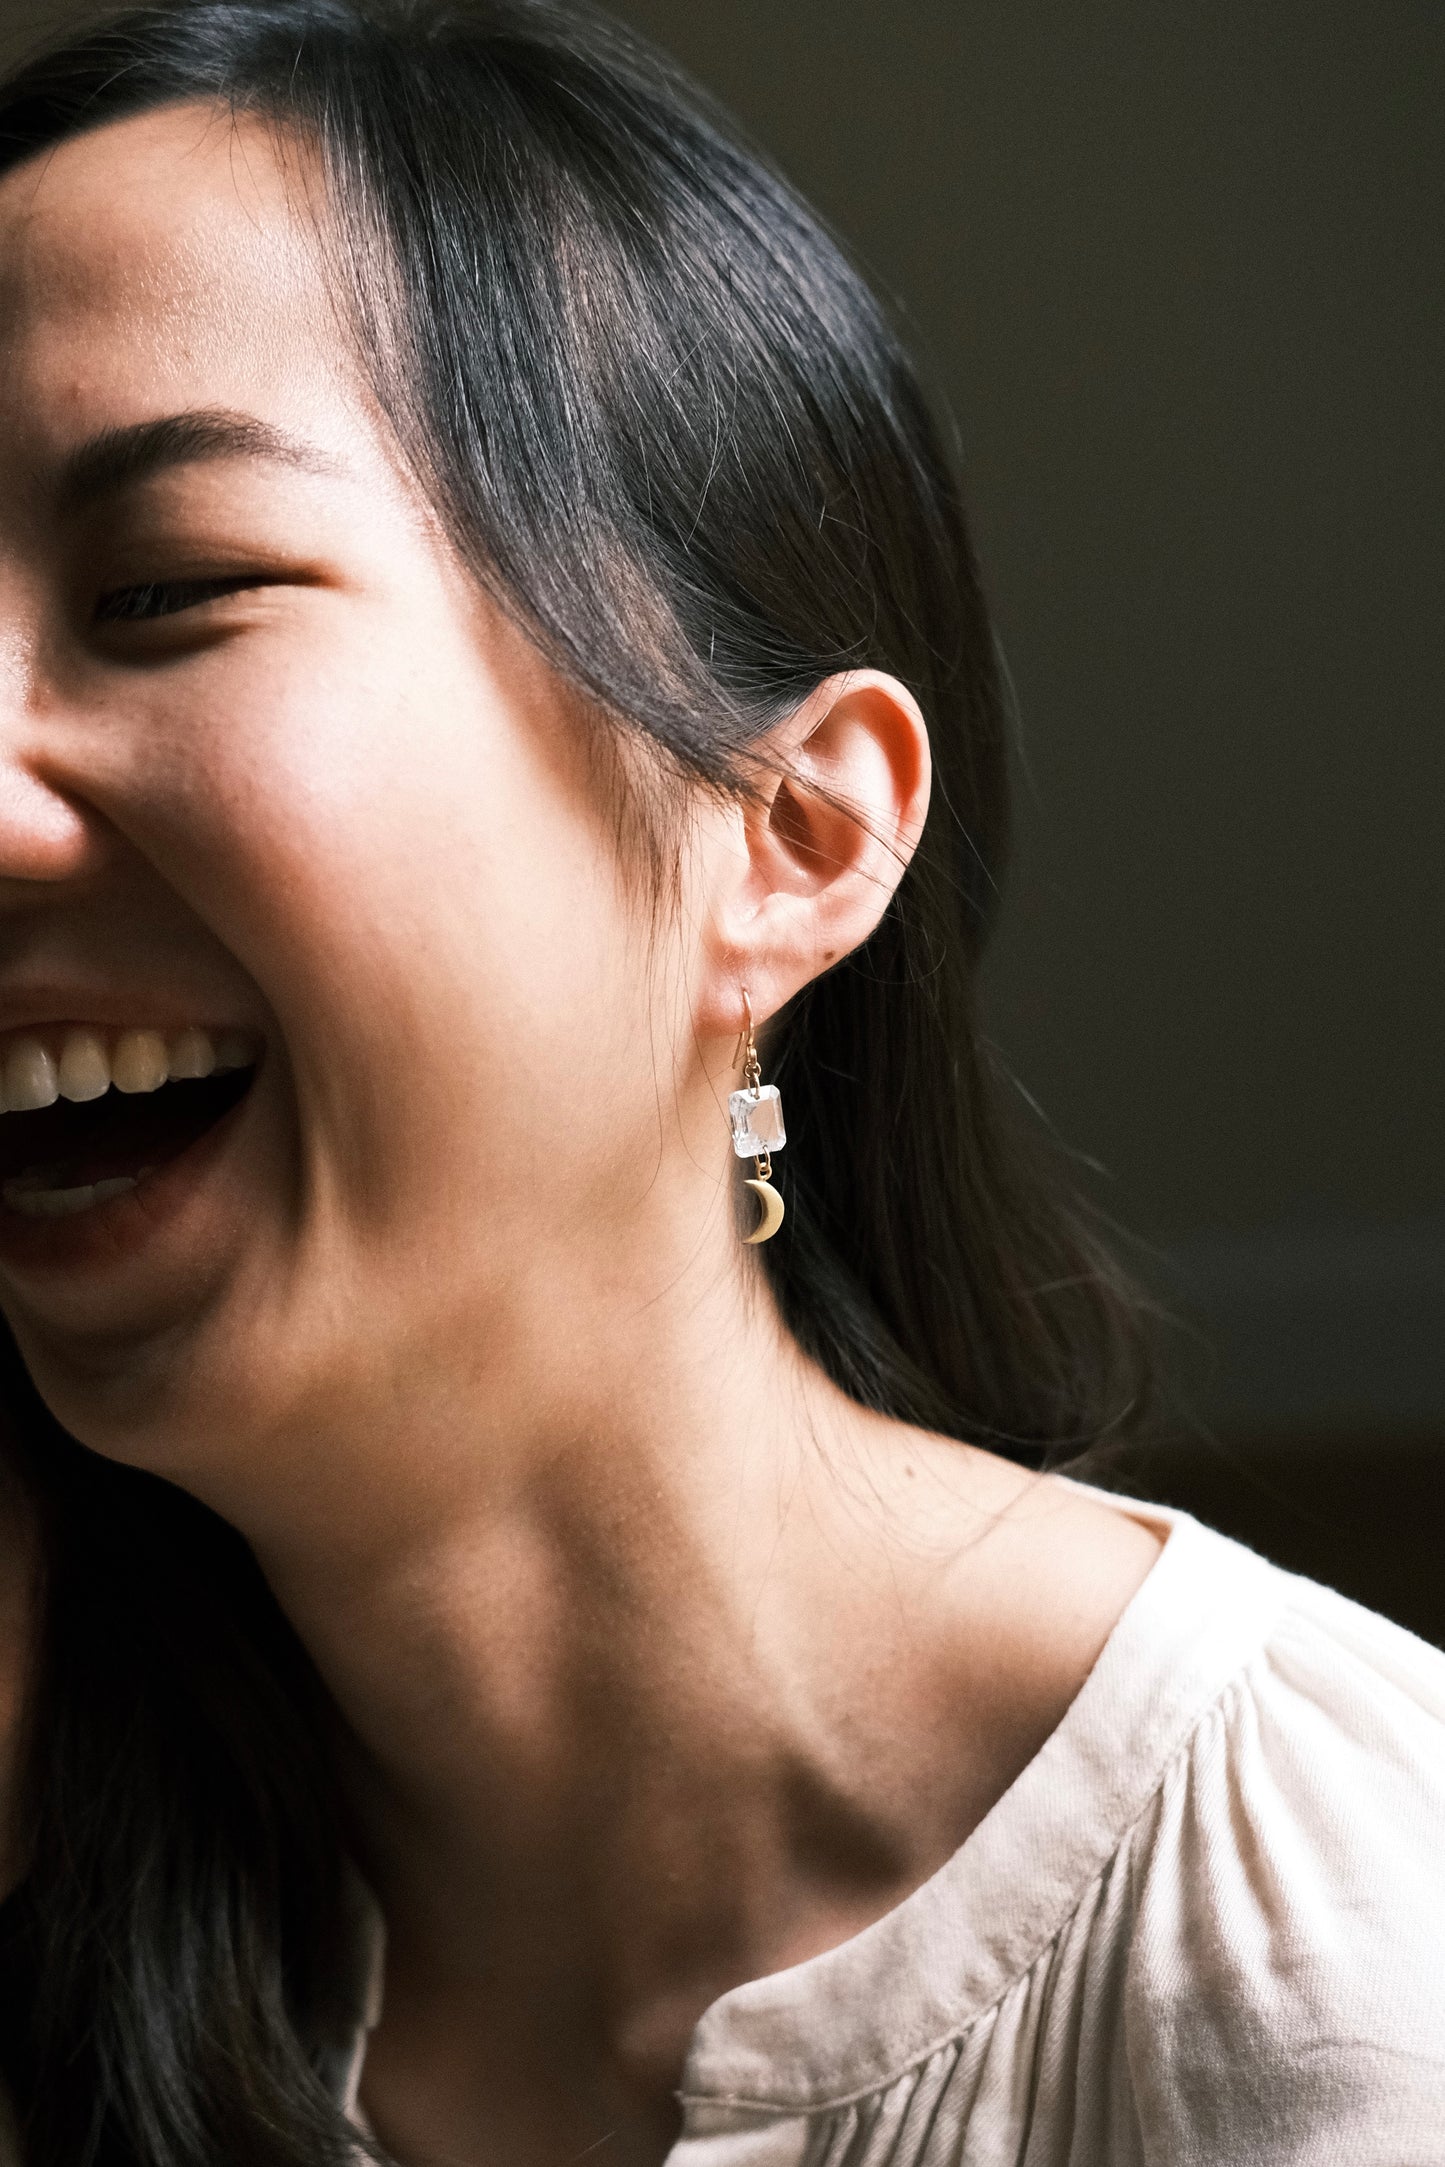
[{"x1": 729, "y1": 1083, "x2": 786, "y2": 1158}]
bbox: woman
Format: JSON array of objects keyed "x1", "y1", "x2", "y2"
[{"x1": 0, "y1": 2, "x2": 1439, "y2": 2161}]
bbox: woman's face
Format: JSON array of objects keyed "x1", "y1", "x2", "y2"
[{"x1": 0, "y1": 104, "x2": 711, "y2": 1505}]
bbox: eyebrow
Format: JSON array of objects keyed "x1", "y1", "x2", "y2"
[{"x1": 53, "y1": 408, "x2": 345, "y2": 515}]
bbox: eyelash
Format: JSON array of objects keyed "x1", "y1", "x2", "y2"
[{"x1": 94, "y1": 576, "x2": 266, "y2": 625}]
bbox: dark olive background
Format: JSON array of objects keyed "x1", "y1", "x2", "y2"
[{"x1": 4, "y1": 0, "x2": 1443, "y2": 1638}]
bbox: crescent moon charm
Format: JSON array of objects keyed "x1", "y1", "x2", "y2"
[{"x1": 742, "y1": 1177, "x2": 785, "y2": 1244}]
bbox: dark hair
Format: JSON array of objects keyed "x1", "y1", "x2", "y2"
[{"x1": 0, "y1": 1, "x2": 1156, "y2": 2158}]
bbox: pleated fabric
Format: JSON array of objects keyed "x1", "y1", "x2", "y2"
[
  {"x1": 313, "y1": 1495, "x2": 1445, "y2": 2161},
  {"x1": 666, "y1": 1499, "x2": 1445, "y2": 2167}
]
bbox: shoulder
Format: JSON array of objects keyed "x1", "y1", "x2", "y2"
[
  {"x1": 677, "y1": 1513, "x2": 1445, "y2": 2163},
  {"x1": 1124, "y1": 1545, "x2": 1445, "y2": 2163}
]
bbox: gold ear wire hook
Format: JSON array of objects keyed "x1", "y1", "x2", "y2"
[{"x1": 733, "y1": 987, "x2": 754, "y2": 1070}]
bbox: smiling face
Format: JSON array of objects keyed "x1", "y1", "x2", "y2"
[{"x1": 0, "y1": 103, "x2": 718, "y2": 1512}]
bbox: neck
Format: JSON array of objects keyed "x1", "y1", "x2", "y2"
[
  {"x1": 215, "y1": 1236, "x2": 1147, "y2": 2152},
  {"x1": 240, "y1": 1257, "x2": 993, "y2": 2012}
]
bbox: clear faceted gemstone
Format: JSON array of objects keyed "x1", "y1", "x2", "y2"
[{"x1": 729, "y1": 1083, "x2": 785, "y2": 1158}]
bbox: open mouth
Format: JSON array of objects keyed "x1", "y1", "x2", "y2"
[{"x1": 0, "y1": 1028, "x2": 259, "y2": 1219}]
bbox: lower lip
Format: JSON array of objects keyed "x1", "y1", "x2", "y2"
[{"x1": 0, "y1": 1080, "x2": 256, "y2": 1278}]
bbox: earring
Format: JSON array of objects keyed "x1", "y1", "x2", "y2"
[{"x1": 729, "y1": 990, "x2": 786, "y2": 1244}]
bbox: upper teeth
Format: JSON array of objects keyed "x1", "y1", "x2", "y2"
[{"x1": 0, "y1": 1026, "x2": 255, "y2": 1114}]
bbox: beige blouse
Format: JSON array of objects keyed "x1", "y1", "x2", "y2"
[
  {"x1": 338, "y1": 1490, "x2": 1445, "y2": 2163},
  {"x1": 9, "y1": 1493, "x2": 1443, "y2": 2161}
]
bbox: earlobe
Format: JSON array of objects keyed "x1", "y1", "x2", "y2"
[{"x1": 699, "y1": 670, "x2": 931, "y2": 1036}]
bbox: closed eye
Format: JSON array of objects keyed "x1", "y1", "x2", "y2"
[{"x1": 94, "y1": 576, "x2": 271, "y2": 624}]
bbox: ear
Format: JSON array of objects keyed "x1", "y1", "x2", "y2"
[{"x1": 695, "y1": 670, "x2": 931, "y2": 1037}]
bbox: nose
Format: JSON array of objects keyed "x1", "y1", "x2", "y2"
[
  {"x1": 0, "y1": 644, "x2": 113, "y2": 889},
  {"x1": 0, "y1": 471, "x2": 117, "y2": 890},
  {"x1": 0, "y1": 753, "x2": 107, "y2": 886}
]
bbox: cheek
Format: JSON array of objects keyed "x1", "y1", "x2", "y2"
[{"x1": 120, "y1": 622, "x2": 647, "y2": 1223}]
